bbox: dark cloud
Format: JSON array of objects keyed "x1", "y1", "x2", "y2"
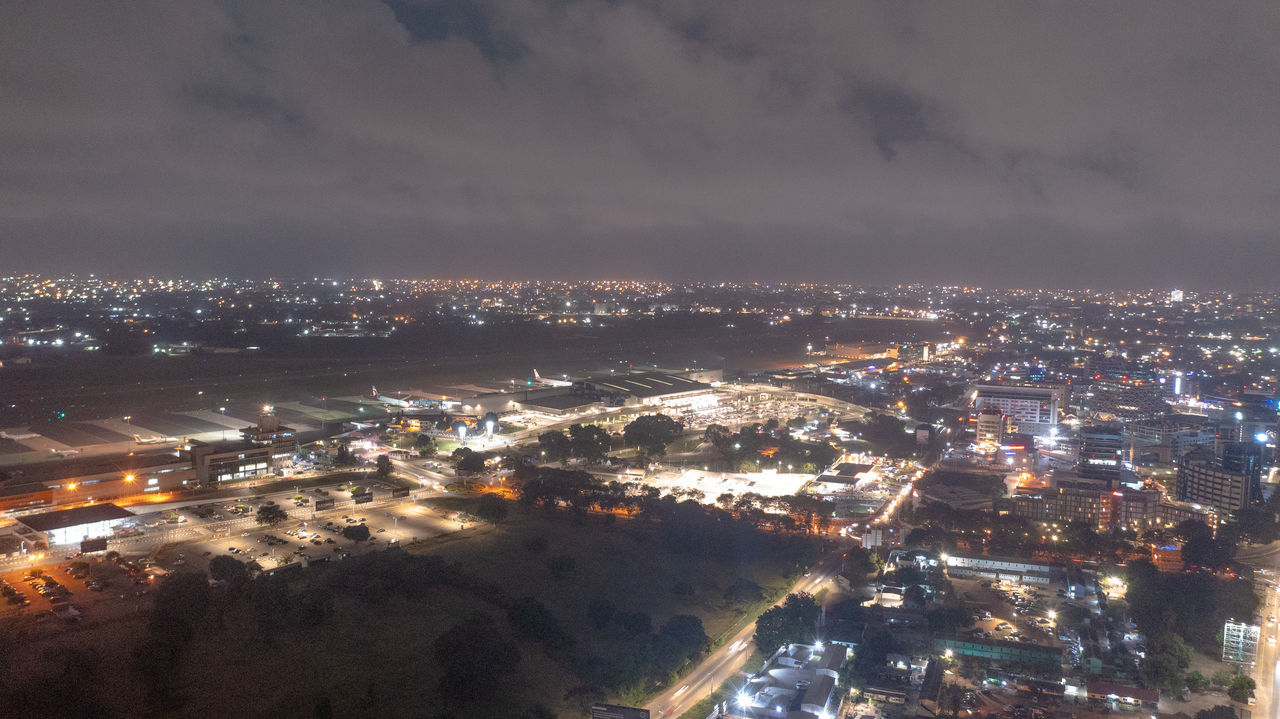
[
  {"x1": 840, "y1": 82, "x2": 930, "y2": 161},
  {"x1": 0, "y1": 1, "x2": 1277, "y2": 289},
  {"x1": 383, "y1": 0, "x2": 526, "y2": 62}
]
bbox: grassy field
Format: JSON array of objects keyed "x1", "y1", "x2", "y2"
[
  {"x1": 1, "y1": 501, "x2": 815, "y2": 718},
  {"x1": 418, "y1": 508, "x2": 804, "y2": 646}
]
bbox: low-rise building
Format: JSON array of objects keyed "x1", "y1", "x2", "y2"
[
  {"x1": 934, "y1": 635, "x2": 1062, "y2": 667},
  {"x1": 942, "y1": 552, "x2": 1060, "y2": 584},
  {"x1": 184, "y1": 410, "x2": 297, "y2": 486},
  {"x1": 17, "y1": 503, "x2": 135, "y2": 546},
  {"x1": 732, "y1": 643, "x2": 848, "y2": 719}
]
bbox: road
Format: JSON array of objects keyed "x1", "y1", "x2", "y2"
[
  {"x1": 645, "y1": 548, "x2": 847, "y2": 719},
  {"x1": 1237, "y1": 542, "x2": 1280, "y2": 719},
  {"x1": 1251, "y1": 574, "x2": 1280, "y2": 719}
]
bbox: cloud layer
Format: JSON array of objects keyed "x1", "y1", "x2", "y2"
[{"x1": 1, "y1": 1, "x2": 1278, "y2": 287}]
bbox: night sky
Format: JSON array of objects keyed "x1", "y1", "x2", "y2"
[{"x1": 2, "y1": 1, "x2": 1278, "y2": 288}]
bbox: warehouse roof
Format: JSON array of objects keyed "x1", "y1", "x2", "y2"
[
  {"x1": 585, "y1": 372, "x2": 711, "y2": 398},
  {"x1": 18, "y1": 503, "x2": 134, "y2": 532}
]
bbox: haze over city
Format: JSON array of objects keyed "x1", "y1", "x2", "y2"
[{"x1": 3, "y1": 2, "x2": 1280, "y2": 286}]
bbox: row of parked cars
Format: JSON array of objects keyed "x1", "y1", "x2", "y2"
[{"x1": 1, "y1": 578, "x2": 29, "y2": 606}]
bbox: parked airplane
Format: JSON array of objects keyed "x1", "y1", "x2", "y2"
[
  {"x1": 134, "y1": 434, "x2": 179, "y2": 445},
  {"x1": 531, "y1": 369, "x2": 572, "y2": 387}
]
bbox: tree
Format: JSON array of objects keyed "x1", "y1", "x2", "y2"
[
  {"x1": 927, "y1": 606, "x2": 975, "y2": 635},
  {"x1": 704, "y1": 423, "x2": 731, "y2": 447},
  {"x1": 375, "y1": 454, "x2": 392, "y2": 477},
  {"x1": 1185, "y1": 671, "x2": 1211, "y2": 693},
  {"x1": 256, "y1": 503, "x2": 288, "y2": 527},
  {"x1": 342, "y1": 524, "x2": 371, "y2": 542},
  {"x1": 1197, "y1": 707, "x2": 1239, "y2": 719},
  {"x1": 208, "y1": 555, "x2": 249, "y2": 585},
  {"x1": 1139, "y1": 633, "x2": 1193, "y2": 694},
  {"x1": 568, "y1": 423, "x2": 612, "y2": 463},
  {"x1": 725, "y1": 577, "x2": 764, "y2": 604},
  {"x1": 480, "y1": 411, "x2": 501, "y2": 434},
  {"x1": 334, "y1": 443, "x2": 358, "y2": 466},
  {"x1": 623, "y1": 414, "x2": 683, "y2": 459},
  {"x1": 538, "y1": 431, "x2": 572, "y2": 463},
  {"x1": 452, "y1": 447, "x2": 487, "y2": 473},
  {"x1": 842, "y1": 547, "x2": 878, "y2": 582},
  {"x1": 660, "y1": 614, "x2": 709, "y2": 661},
  {"x1": 1227, "y1": 675, "x2": 1256, "y2": 704},
  {"x1": 414, "y1": 433, "x2": 437, "y2": 454},
  {"x1": 434, "y1": 613, "x2": 520, "y2": 700},
  {"x1": 754, "y1": 593, "x2": 819, "y2": 652},
  {"x1": 150, "y1": 572, "x2": 212, "y2": 642},
  {"x1": 508, "y1": 596, "x2": 574, "y2": 652},
  {"x1": 475, "y1": 493, "x2": 509, "y2": 525}
]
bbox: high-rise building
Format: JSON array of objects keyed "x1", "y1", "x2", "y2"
[
  {"x1": 1177, "y1": 443, "x2": 1262, "y2": 514},
  {"x1": 973, "y1": 383, "x2": 1061, "y2": 435},
  {"x1": 1078, "y1": 425, "x2": 1124, "y2": 485}
]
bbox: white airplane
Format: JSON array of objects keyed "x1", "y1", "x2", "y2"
[
  {"x1": 134, "y1": 434, "x2": 178, "y2": 445},
  {"x1": 371, "y1": 386, "x2": 410, "y2": 408},
  {"x1": 531, "y1": 370, "x2": 572, "y2": 387}
]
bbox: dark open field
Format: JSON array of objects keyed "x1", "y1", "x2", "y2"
[{"x1": 0, "y1": 316, "x2": 942, "y2": 427}]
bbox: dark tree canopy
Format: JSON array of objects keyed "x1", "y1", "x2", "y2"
[
  {"x1": 623, "y1": 414, "x2": 683, "y2": 458},
  {"x1": 538, "y1": 431, "x2": 573, "y2": 463},
  {"x1": 255, "y1": 503, "x2": 288, "y2": 527},
  {"x1": 754, "y1": 593, "x2": 819, "y2": 652},
  {"x1": 342, "y1": 524, "x2": 371, "y2": 542},
  {"x1": 475, "y1": 493, "x2": 509, "y2": 525}
]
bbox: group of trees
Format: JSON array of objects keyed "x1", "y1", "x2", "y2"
[
  {"x1": 840, "y1": 413, "x2": 920, "y2": 457},
  {"x1": 703, "y1": 422, "x2": 840, "y2": 474},
  {"x1": 517, "y1": 465, "x2": 834, "y2": 538},
  {"x1": 902, "y1": 498, "x2": 1136, "y2": 562},
  {"x1": 623, "y1": 414, "x2": 683, "y2": 460},
  {"x1": 754, "y1": 593, "x2": 820, "y2": 652},
  {"x1": 582, "y1": 597, "x2": 710, "y2": 693},
  {"x1": 538, "y1": 423, "x2": 614, "y2": 464},
  {"x1": 1125, "y1": 557, "x2": 1259, "y2": 698},
  {"x1": 452, "y1": 446, "x2": 489, "y2": 473},
  {"x1": 1126, "y1": 558, "x2": 1259, "y2": 652}
]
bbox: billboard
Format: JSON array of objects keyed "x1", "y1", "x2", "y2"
[
  {"x1": 314, "y1": 498, "x2": 336, "y2": 511},
  {"x1": 591, "y1": 705, "x2": 649, "y2": 719},
  {"x1": 1223, "y1": 620, "x2": 1260, "y2": 665},
  {"x1": 391, "y1": 487, "x2": 410, "y2": 498},
  {"x1": 353, "y1": 492, "x2": 374, "y2": 505},
  {"x1": 80, "y1": 537, "x2": 109, "y2": 553}
]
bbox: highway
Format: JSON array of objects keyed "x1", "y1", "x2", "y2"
[{"x1": 645, "y1": 548, "x2": 847, "y2": 719}]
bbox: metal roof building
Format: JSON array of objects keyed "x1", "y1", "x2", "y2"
[{"x1": 17, "y1": 503, "x2": 134, "y2": 545}]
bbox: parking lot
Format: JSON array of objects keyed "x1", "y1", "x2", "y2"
[
  {"x1": 153, "y1": 499, "x2": 461, "y2": 574},
  {"x1": 0, "y1": 555, "x2": 161, "y2": 624},
  {"x1": 951, "y1": 577, "x2": 1068, "y2": 645}
]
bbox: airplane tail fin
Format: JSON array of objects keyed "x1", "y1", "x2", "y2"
[
  {"x1": 371, "y1": 385, "x2": 378, "y2": 397},
  {"x1": 533, "y1": 370, "x2": 541, "y2": 380}
]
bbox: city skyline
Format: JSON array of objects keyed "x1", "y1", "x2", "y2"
[{"x1": 3, "y1": 2, "x2": 1279, "y2": 287}]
